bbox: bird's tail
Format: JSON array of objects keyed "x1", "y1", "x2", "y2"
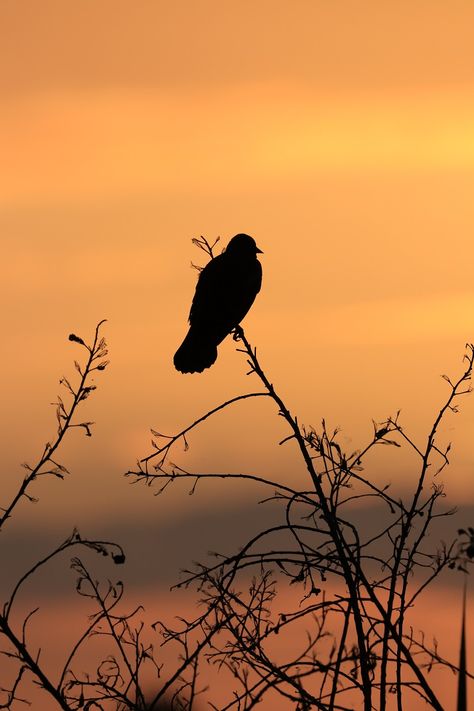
[{"x1": 173, "y1": 328, "x2": 218, "y2": 374}]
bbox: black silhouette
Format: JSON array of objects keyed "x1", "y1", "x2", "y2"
[{"x1": 174, "y1": 234, "x2": 263, "y2": 373}]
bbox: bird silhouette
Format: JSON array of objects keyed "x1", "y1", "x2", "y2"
[{"x1": 174, "y1": 233, "x2": 263, "y2": 373}]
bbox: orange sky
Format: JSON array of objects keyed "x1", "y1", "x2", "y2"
[{"x1": 1, "y1": 1, "x2": 473, "y2": 708}]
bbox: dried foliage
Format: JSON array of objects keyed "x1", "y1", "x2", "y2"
[
  {"x1": 128, "y1": 330, "x2": 473, "y2": 710},
  {"x1": 0, "y1": 324, "x2": 185, "y2": 710},
  {"x1": 1, "y1": 255, "x2": 472, "y2": 710},
  {"x1": 127, "y1": 238, "x2": 473, "y2": 710}
]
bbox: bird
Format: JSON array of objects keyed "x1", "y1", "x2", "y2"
[{"x1": 174, "y1": 233, "x2": 263, "y2": 373}]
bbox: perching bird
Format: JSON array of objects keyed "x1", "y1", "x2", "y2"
[{"x1": 174, "y1": 233, "x2": 263, "y2": 373}]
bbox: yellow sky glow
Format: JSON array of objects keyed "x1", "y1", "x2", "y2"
[
  {"x1": 3, "y1": 87, "x2": 474, "y2": 205},
  {"x1": 1, "y1": 3, "x2": 473, "y2": 706}
]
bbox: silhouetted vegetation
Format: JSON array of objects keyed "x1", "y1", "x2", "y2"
[
  {"x1": 1, "y1": 277, "x2": 472, "y2": 708},
  {"x1": 130, "y1": 323, "x2": 473, "y2": 710}
]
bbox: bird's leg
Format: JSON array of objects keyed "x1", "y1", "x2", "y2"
[{"x1": 232, "y1": 325, "x2": 244, "y2": 341}]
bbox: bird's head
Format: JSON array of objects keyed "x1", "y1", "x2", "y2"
[{"x1": 226, "y1": 233, "x2": 263, "y2": 257}]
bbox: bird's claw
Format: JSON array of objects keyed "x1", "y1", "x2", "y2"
[{"x1": 232, "y1": 326, "x2": 244, "y2": 341}]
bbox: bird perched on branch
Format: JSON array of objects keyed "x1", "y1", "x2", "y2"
[{"x1": 174, "y1": 233, "x2": 263, "y2": 373}]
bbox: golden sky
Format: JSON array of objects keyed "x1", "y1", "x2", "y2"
[{"x1": 1, "y1": 2, "x2": 473, "y2": 707}]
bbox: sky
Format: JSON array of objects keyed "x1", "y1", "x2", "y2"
[{"x1": 1, "y1": 1, "x2": 473, "y2": 708}]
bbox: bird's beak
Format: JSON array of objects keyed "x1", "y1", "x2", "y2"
[{"x1": 256, "y1": 246, "x2": 263, "y2": 254}]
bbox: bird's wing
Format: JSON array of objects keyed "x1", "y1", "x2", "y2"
[
  {"x1": 188, "y1": 254, "x2": 226, "y2": 324},
  {"x1": 189, "y1": 254, "x2": 261, "y2": 343}
]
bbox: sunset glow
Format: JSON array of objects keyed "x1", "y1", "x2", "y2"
[{"x1": 1, "y1": 2, "x2": 473, "y2": 708}]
